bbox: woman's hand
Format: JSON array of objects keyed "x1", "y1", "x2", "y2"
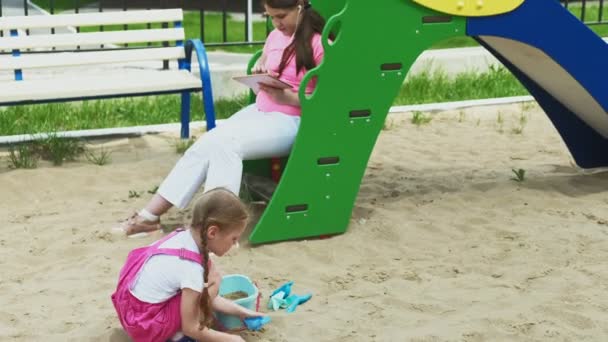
[
  {"x1": 252, "y1": 53, "x2": 279, "y2": 77},
  {"x1": 258, "y1": 84, "x2": 300, "y2": 106},
  {"x1": 252, "y1": 53, "x2": 269, "y2": 74}
]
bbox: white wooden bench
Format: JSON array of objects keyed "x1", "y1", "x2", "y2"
[{"x1": 0, "y1": 8, "x2": 216, "y2": 138}]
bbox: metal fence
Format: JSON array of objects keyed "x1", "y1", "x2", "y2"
[
  {"x1": 562, "y1": 0, "x2": 606, "y2": 25},
  {"x1": 0, "y1": 0, "x2": 606, "y2": 47},
  {"x1": 0, "y1": 0, "x2": 269, "y2": 47}
]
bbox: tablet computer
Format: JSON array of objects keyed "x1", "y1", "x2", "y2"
[{"x1": 232, "y1": 74, "x2": 291, "y2": 93}]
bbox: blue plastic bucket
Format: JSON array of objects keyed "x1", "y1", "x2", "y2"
[{"x1": 215, "y1": 274, "x2": 258, "y2": 330}]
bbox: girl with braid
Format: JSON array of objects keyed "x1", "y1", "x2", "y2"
[
  {"x1": 112, "y1": 189, "x2": 264, "y2": 342},
  {"x1": 120, "y1": 0, "x2": 327, "y2": 236}
]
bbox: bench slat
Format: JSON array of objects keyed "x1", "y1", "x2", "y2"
[
  {"x1": 0, "y1": 9, "x2": 183, "y2": 30},
  {"x1": 0, "y1": 28, "x2": 185, "y2": 50},
  {"x1": 0, "y1": 47, "x2": 186, "y2": 70},
  {"x1": 0, "y1": 70, "x2": 201, "y2": 104}
]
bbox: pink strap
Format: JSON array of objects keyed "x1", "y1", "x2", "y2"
[
  {"x1": 153, "y1": 248, "x2": 202, "y2": 264},
  {"x1": 147, "y1": 228, "x2": 205, "y2": 264},
  {"x1": 149, "y1": 228, "x2": 184, "y2": 248}
]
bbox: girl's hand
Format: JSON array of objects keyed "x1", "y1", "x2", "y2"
[
  {"x1": 238, "y1": 307, "x2": 266, "y2": 319},
  {"x1": 258, "y1": 84, "x2": 300, "y2": 106},
  {"x1": 205, "y1": 261, "x2": 221, "y2": 299},
  {"x1": 226, "y1": 335, "x2": 245, "y2": 342}
]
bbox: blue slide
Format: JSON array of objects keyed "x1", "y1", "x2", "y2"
[{"x1": 467, "y1": 0, "x2": 608, "y2": 168}]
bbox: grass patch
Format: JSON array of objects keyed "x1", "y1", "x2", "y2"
[
  {"x1": 394, "y1": 65, "x2": 528, "y2": 105},
  {"x1": 411, "y1": 111, "x2": 432, "y2": 126},
  {"x1": 32, "y1": 133, "x2": 85, "y2": 165},
  {"x1": 8, "y1": 144, "x2": 39, "y2": 169},
  {"x1": 85, "y1": 148, "x2": 112, "y2": 165},
  {"x1": 382, "y1": 118, "x2": 397, "y2": 131},
  {"x1": 458, "y1": 110, "x2": 466, "y2": 123},
  {"x1": 496, "y1": 111, "x2": 505, "y2": 134},
  {"x1": 568, "y1": 5, "x2": 608, "y2": 37},
  {"x1": 0, "y1": 67, "x2": 525, "y2": 137},
  {"x1": 6, "y1": 134, "x2": 85, "y2": 168},
  {"x1": 173, "y1": 136, "x2": 197, "y2": 154},
  {"x1": 511, "y1": 105, "x2": 529, "y2": 135},
  {"x1": 0, "y1": 94, "x2": 249, "y2": 137},
  {"x1": 128, "y1": 190, "x2": 142, "y2": 198},
  {"x1": 511, "y1": 168, "x2": 526, "y2": 182}
]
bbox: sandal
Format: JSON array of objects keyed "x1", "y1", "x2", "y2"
[{"x1": 114, "y1": 213, "x2": 162, "y2": 238}]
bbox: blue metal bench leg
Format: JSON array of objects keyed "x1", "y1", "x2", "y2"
[
  {"x1": 180, "y1": 91, "x2": 191, "y2": 139},
  {"x1": 185, "y1": 39, "x2": 217, "y2": 132}
]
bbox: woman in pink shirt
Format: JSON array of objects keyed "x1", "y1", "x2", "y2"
[{"x1": 120, "y1": 0, "x2": 326, "y2": 236}]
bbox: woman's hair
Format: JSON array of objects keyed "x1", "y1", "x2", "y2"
[
  {"x1": 190, "y1": 188, "x2": 250, "y2": 330},
  {"x1": 264, "y1": 0, "x2": 327, "y2": 76}
]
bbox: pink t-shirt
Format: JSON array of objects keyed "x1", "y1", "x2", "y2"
[{"x1": 256, "y1": 29, "x2": 324, "y2": 116}]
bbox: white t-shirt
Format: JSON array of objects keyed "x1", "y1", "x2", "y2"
[{"x1": 130, "y1": 230, "x2": 205, "y2": 303}]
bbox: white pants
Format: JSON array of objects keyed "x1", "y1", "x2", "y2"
[{"x1": 158, "y1": 104, "x2": 301, "y2": 209}]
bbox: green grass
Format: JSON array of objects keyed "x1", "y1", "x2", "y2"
[
  {"x1": 411, "y1": 111, "x2": 433, "y2": 126},
  {"x1": 8, "y1": 144, "x2": 39, "y2": 169},
  {"x1": 394, "y1": 65, "x2": 527, "y2": 105},
  {"x1": 182, "y1": 12, "x2": 268, "y2": 53},
  {"x1": 32, "y1": 133, "x2": 85, "y2": 165},
  {"x1": 0, "y1": 94, "x2": 249, "y2": 136},
  {"x1": 511, "y1": 168, "x2": 526, "y2": 182},
  {"x1": 85, "y1": 148, "x2": 112, "y2": 165},
  {"x1": 0, "y1": 67, "x2": 527, "y2": 136},
  {"x1": 568, "y1": 5, "x2": 608, "y2": 37},
  {"x1": 172, "y1": 137, "x2": 197, "y2": 154}
]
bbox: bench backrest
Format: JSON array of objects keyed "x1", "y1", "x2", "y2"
[{"x1": 0, "y1": 9, "x2": 187, "y2": 73}]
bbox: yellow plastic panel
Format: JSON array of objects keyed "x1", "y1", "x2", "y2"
[{"x1": 412, "y1": 0, "x2": 524, "y2": 17}]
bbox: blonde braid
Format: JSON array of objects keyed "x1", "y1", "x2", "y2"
[
  {"x1": 198, "y1": 225, "x2": 214, "y2": 329},
  {"x1": 190, "y1": 188, "x2": 250, "y2": 330}
]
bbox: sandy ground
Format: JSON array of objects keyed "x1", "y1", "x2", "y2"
[{"x1": 1, "y1": 103, "x2": 607, "y2": 341}]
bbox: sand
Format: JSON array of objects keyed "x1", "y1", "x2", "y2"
[{"x1": 1, "y1": 103, "x2": 607, "y2": 341}]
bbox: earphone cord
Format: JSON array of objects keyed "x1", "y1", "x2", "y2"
[{"x1": 293, "y1": 2, "x2": 310, "y2": 37}]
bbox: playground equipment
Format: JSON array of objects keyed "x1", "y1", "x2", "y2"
[{"x1": 242, "y1": 0, "x2": 608, "y2": 244}]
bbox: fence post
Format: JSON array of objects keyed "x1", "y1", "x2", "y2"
[{"x1": 247, "y1": 0, "x2": 253, "y2": 43}]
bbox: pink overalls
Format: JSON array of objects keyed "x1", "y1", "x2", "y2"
[{"x1": 111, "y1": 229, "x2": 203, "y2": 342}]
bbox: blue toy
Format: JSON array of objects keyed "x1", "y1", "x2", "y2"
[
  {"x1": 267, "y1": 281, "x2": 312, "y2": 313},
  {"x1": 270, "y1": 281, "x2": 293, "y2": 298},
  {"x1": 244, "y1": 316, "x2": 272, "y2": 331},
  {"x1": 268, "y1": 291, "x2": 287, "y2": 311},
  {"x1": 284, "y1": 293, "x2": 312, "y2": 313}
]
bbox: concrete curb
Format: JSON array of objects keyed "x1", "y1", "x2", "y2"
[{"x1": 0, "y1": 95, "x2": 535, "y2": 144}]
